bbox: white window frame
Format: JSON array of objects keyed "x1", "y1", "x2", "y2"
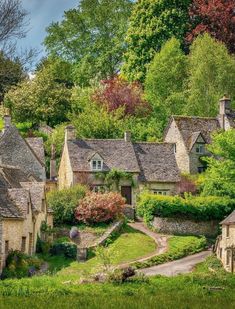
[
  {"x1": 196, "y1": 144, "x2": 204, "y2": 154},
  {"x1": 91, "y1": 159, "x2": 103, "y2": 171},
  {"x1": 153, "y1": 190, "x2": 168, "y2": 196}
]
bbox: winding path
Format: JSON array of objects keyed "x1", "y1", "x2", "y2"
[{"x1": 138, "y1": 250, "x2": 211, "y2": 277}]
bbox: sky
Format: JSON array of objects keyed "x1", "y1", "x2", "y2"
[{"x1": 18, "y1": 0, "x2": 78, "y2": 58}]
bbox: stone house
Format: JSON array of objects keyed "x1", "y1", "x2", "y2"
[
  {"x1": 164, "y1": 96, "x2": 235, "y2": 174},
  {"x1": 0, "y1": 117, "x2": 53, "y2": 274},
  {"x1": 216, "y1": 211, "x2": 235, "y2": 273},
  {"x1": 58, "y1": 127, "x2": 180, "y2": 206}
]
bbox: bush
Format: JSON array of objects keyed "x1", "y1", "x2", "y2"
[
  {"x1": 1, "y1": 250, "x2": 43, "y2": 279},
  {"x1": 75, "y1": 192, "x2": 125, "y2": 224},
  {"x1": 47, "y1": 185, "x2": 87, "y2": 225},
  {"x1": 137, "y1": 192, "x2": 235, "y2": 225},
  {"x1": 50, "y1": 242, "x2": 77, "y2": 259},
  {"x1": 133, "y1": 235, "x2": 206, "y2": 269}
]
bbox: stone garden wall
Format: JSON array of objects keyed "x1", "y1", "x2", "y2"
[{"x1": 152, "y1": 216, "x2": 219, "y2": 237}]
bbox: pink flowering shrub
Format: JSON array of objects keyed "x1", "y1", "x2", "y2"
[{"x1": 75, "y1": 192, "x2": 125, "y2": 224}]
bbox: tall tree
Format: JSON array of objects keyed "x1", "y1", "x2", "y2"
[
  {"x1": 187, "y1": 0, "x2": 235, "y2": 53},
  {"x1": 202, "y1": 130, "x2": 235, "y2": 198},
  {"x1": 145, "y1": 38, "x2": 188, "y2": 123},
  {"x1": 44, "y1": 0, "x2": 133, "y2": 86},
  {"x1": 122, "y1": 0, "x2": 192, "y2": 82},
  {"x1": 185, "y1": 34, "x2": 235, "y2": 117}
]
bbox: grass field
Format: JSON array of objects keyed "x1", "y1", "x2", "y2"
[{"x1": 0, "y1": 256, "x2": 235, "y2": 309}]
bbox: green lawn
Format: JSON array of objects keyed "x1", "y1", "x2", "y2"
[
  {"x1": 0, "y1": 256, "x2": 235, "y2": 309},
  {"x1": 57, "y1": 225, "x2": 156, "y2": 278}
]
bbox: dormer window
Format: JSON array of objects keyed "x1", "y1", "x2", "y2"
[
  {"x1": 91, "y1": 159, "x2": 103, "y2": 171},
  {"x1": 196, "y1": 144, "x2": 204, "y2": 154}
]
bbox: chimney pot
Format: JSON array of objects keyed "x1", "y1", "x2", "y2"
[
  {"x1": 65, "y1": 125, "x2": 76, "y2": 141},
  {"x1": 124, "y1": 131, "x2": 131, "y2": 142}
]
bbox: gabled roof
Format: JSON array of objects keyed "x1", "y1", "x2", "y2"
[
  {"x1": 26, "y1": 137, "x2": 45, "y2": 166},
  {"x1": 220, "y1": 210, "x2": 235, "y2": 225},
  {"x1": 0, "y1": 165, "x2": 32, "y2": 188},
  {"x1": 188, "y1": 132, "x2": 206, "y2": 151},
  {"x1": 134, "y1": 143, "x2": 180, "y2": 183},
  {"x1": 166, "y1": 116, "x2": 220, "y2": 152},
  {"x1": 67, "y1": 139, "x2": 140, "y2": 173},
  {"x1": 8, "y1": 188, "x2": 31, "y2": 217},
  {"x1": 0, "y1": 188, "x2": 23, "y2": 219},
  {"x1": 20, "y1": 182, "x2": 45, "y2": 212}
]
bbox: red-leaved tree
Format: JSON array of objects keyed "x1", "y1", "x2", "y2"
[
  {"x1": 177, "y1": 175, "x2": 198, "y2": 196},
  {"x1": 75, "y1": 192, "x2": 125, "y2": 224},
  {"x1": 186, "y1": 0, "x2": 235, "y2": 53},
  {"x1": 93, "y1": 77, "x2": 151, "y2": 117}
]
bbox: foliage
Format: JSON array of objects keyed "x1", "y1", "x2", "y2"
[
  {"x1": 1, "y1": 250, "x2": 43, "y2": 279},
  {"x1": 176, "y1": 174, "x2": 198, "y2": 196},
  {"x1": 184, "y1": 34, "x2": 235, "y2": 116},
  {"x1": 145, "y1": 38, "x2": 188, "y2": 123},
  {"x1": 201, "y1": 130, "x2": 235, "y2": 198},
  {"x1": 133, "y1": 235, "x2": 206, "y2": 269},
  {"x1": 44, "y1": 0, "x2": 133, "y2": 86},
  {"x1": 95, "y1": 169, "x2": 135, "y2": 192},
  {"x1": 122, "y1": 0, "x2": 192, "y2": 82},
  {"x1": 50, "y1": 242, "x2": 77, "y2": 259},
  {"x1": 94, "y1": 77, "x2": 151, "y2": 117},
  {"x1": 44, "y1": 122, "x2": 67, "y2": 157},
  {"x1": 137, "y1": 191, "x2": 235, "y2": 224},
  {"x1": 4, "y1": 65, "x2": 72, "y2": 126},
  {"x1": 36, "y1": 237, "x2": 51, "y2": 255},
  {"x1": 76, "y1": 192, "x2": 125, "y2": 224},
  {"x1": 187, "y1": 0, "x2": 235, "y2": 53},
  {"x1": 95, "y1": 246, "x2": 112, "y2": 272},
  {"x1": 47, "y1": 185, "x2": 87, "y2": 226}
]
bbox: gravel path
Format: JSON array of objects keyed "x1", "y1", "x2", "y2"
[{"x1": 138, "y1": 250, "x2": 211, "y2": 277}]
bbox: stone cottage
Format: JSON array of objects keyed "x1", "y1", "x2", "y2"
[
  {"x1": 164, "y1": 96, "x2": 235, "y2": 174},
  {"x1": 0, "y1": 117, "x2": 52, "y2": 274},
  {"x1": 58, "y1": 127, "x2": 180, "y2": 206},
  {"x1": 216, "y1": 211, "x2": 235, "y2": 273}
]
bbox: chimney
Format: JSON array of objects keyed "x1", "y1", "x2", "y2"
[
  {"x1": 124, "y1": 131, "x2": 131, "y2": 142},
  {"x1": 3, "y1": 115, "x2": 11, "y2": 129},
  {"x1": 50, "y1": 144, "x2": 57, "y2": 180},
  {"x1": 219, "y1": 95, "x2": 231, "y2": 115},
  {"x1": 65, "y1": 125, "x2": 76, "y2": 141}
]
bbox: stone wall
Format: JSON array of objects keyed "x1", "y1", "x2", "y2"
[{"x1": 153, "y1": 216, "x2": 219, "y2": 237}]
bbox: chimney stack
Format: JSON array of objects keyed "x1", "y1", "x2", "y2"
[
  {"x1": 219, "y1": 95, "x2": 231, "y2": 115},
  {"x1": 65, "y1": 125, "x2": 76, "y2": 141},
  {"x1": 124, "y1": 131, "x2": 131, "y2": 142},
  {"x1": 50, "y1": 144, "x2": 57, "y2": 180}
]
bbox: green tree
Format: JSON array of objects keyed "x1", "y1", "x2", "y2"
[
  {"x1": 202, "y1": 130, "x2": 235, "y2": 198},
  {"x1": 145, "y1": 38, "x2": 188, "y2": 123},
  {"x1": 44, "y1": 0, "x2": 133, "y2": 86},
  {"x1": 122, "y1": 0, "x2": 191, "y2": 82},
  {"x1": 5, "y1": 65, "x2": 72, "y2": 126},
  {"x1": 185, "y1": 34, "x2": 235, "y2": 117}
]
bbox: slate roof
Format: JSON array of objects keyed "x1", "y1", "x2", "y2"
[
  {"x1": 67, "y1": 139, "x2": 140, "y2": 173},
  {"x1": 8, "y1": 188, "x2": 30, "y2": 217},
  {"x1": 0, "y1": 165, "x2": 32, "y2": 188},
  {"x1": 26, "y1": 137, "x2": 45, "y2": 166},
  {"x1": 0, "y1": 188, "x2": 23, "y2": 219},
  {"x1": 169, "y1": 116, "x2": 220, "y2": 151},
  {"x1": 20, "y1": 182, "x2": 45, "y2": 212},
  {"x1": 134, "y1": 143, "x2": 180, "y2": 183},
  {"x1": 220, "y1": 211, "x2": 235, "y2": 225},
  {"x1": 66, "y1": 138, "x2": 180, "y2": 183}
]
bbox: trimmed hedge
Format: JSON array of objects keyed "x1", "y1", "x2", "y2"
[
  {"x1": 137, "y1": 192, "x2": 235, "y2": 224},
  {"x1": 133, "y1": 235, "x2": 207, "y2": 269},
  {"x1": 50, "y1": 242, "x2": 77, "y2": 259}
]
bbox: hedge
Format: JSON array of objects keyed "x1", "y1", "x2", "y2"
[
  {"x1": 133, "y1": 235, "x2": 207, "y2": 269},
  {"x1": 137, "y1": 192, "x2": 235, "y2": 225}
]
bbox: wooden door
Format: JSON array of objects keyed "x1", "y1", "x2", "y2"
[{"x1": 121, "y1": 186, "x2": 132, "y2": 205}]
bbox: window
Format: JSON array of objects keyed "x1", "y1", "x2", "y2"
[
  {"x1": 92, "y1": 185, "x2": 106, "y2": 193},
  {"x1": 220, "y1": 248, "x2": 222, "y2": 259},
  {"x1": 153, "y1": 190, "x2": 168, "y2": 196},
  {"x1": 196, "y1": 144, "x2": 204, "y2": 154},
  {"x1": 21, "y1": 237, "x2": 26, "y2": 253},
  {"x1": 198, "y1": 166, "x2": 206, "y2": 174},
  {"x1": 27, "y1": 202, "x2": 30, "y2": 214},
  {"x1": 226, "y1": 225, "x2": 230, "y2": 237},
  {"x1": 173, "y1": 143, "x2": 177, "y2": 154},
  {"x1": 226, "y1": 250, "x2": 231, "y2": 265},
  {"x1": 5, "y1": 241, "x2": 9, "y2": 255},
  {"x1": 91, "y1": 160, "x2": 102, "y2": 171}
]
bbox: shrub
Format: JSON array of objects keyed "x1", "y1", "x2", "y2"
[
  {"x1": 47, "y1": 185, "x2": 87, "y2": 225},
  {"x1": 133, "y1": 236, "x2": 206, "y2": 269},
  {"x1": 1, "y1": 250, "x2": 43, "y2": 279},
  {"x1": 75, "y1": 192, "x2": 125, "y2": 224},
  {"x1": 137, "y1": 192, "x2": 235, "y2": 225},
  {"x1": 50, "y1": 242, "x2": 77, "y2": 259}
]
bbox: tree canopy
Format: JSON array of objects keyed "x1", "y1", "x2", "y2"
[{"x1": 44, "y1": 0, "x2": 133, "y2": 86}]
